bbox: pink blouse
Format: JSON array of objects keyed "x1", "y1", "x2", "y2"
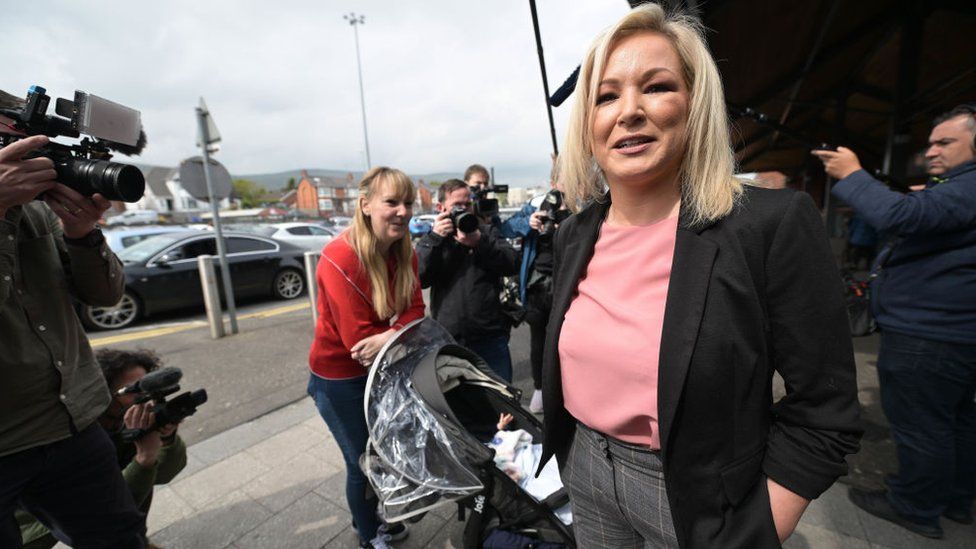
[{"x1": 559, "y1": 215, "x2": 678, "y2": 449}]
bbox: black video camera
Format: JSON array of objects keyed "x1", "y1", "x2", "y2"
[
  {"x1": 0, "y1": 85, "x2": 146, "y2": 202},
  {"x1": 449, "y1": 205, "x2": 479, "y2": 233},
  {"x1": 538, "y1": 189, "x2": 570, "y2": 234},
  {"x1": 117, "y1": 366, "x2": 208, "y2": 442},
  {"x1": 471, "y1": 183, "x2": 509, "y2": 219}
]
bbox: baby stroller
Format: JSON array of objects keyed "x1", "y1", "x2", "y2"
[{"x1": 361, "y1": 318, "x2": 575, "y2": 548}]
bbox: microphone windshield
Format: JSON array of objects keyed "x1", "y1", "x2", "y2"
[{"x1": 118, "y1": 367, "x2": 182, "y2": 395}]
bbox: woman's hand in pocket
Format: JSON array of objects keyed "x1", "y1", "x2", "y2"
[{"x1": 767, "y1": 477, "x2": 809, "y2": 543}]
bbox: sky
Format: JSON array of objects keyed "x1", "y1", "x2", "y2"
[{"x1": 5, "y1": 1, "x2": 632, "y2": 186}]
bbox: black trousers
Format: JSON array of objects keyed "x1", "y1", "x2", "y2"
[
  {"x1": 0, "y1": 424, "x2": 146, "y2": 549},
  {"x1": 525, "y1": 283, "x2": 553, "y2": 391}
]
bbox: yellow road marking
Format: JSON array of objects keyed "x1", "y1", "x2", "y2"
[
  {"x1": 89, "y1": 301, "x2": 311, "y2": 347},
  {"x1": 239, "y1": 302, "x2": 310, "y2": 319}
]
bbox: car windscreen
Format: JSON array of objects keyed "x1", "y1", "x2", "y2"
[{"x1": 117, "y1": 234, "x2": 186, "y2": 263}]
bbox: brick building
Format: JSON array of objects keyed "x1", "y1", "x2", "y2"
[{"x1": 295, "y1": 171, "x2": 359, "y2": 217}]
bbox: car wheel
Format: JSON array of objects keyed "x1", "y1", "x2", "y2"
[
  {"x1": 272, "y1": 268, "x2": 304, "y2": 299},
  {"x1": 80, "y1": 291, "x2": 141, "y2": 331}
]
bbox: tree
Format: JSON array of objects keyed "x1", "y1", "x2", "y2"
[
  {"x1": 285, "y1": 177, "x2": 297, "y2": 191},
  {"x1": 233, "y1": 179, "x2": 268, "y2": 208}
]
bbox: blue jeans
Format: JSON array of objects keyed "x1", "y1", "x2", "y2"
[
  {"x1": 307, "y1": 374, "x2": 380, "y2": 542},
  {"x1": 0, "y1": 424, "x2": 146, "y2": 548},
  {"x1": 464, "y1": 333, "x2": 513, "y2": 382},
  {"x1": 877, "y1": 331, "x2": 976, "y2": 525}
]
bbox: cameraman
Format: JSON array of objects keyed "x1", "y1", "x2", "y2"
[
  {"x1": 464, "y1": 164, "x2": 490, "y2": 195},
  {"x1": 418, "y1": 179, "x2": 519, "y2": 381},
  {"x1": 18, "y1": 349, "x2": 188, "y2": 549},
  {"x1": 0, "y1": 133, "x2": 147, "y2": 548}
]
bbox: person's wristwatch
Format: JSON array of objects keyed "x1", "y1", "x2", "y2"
[{"x1": 64, "y1": 228, "x2": 105, "y2": 247}]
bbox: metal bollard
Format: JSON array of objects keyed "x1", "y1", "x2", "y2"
[
  {"x1": 198, "y1": 255, "x2": 225, "y2": 339},
  {"x1": 304, "y1": 251, "x2": 320, "y2": 327}
]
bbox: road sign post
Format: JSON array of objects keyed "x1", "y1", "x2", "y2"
[{"x1": 195, "y1": 98, "x2": 238, "y2": 334}]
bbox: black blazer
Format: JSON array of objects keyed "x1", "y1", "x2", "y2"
[{"x1": 540, "y1": 186, "x2": 862, "y2": 548}]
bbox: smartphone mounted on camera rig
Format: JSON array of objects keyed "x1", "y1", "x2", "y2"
[{"x1": 0, "y1": 85, "x2": 146, "y2": 202}]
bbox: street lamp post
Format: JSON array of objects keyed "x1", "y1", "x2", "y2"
[{"x1": 344, "y1": 12, "x2": 371, "y2": 170}]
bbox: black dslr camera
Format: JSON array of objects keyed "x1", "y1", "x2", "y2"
[
  {"x1": 117, "y1": 366, "x2": 208, "y2": 442},
  {"x1": 0, "y1": 85, "x2": 146, "y2": 202},
  {"x1": 471, "y1": 183, "x2": 509, "y2": 219},
  {"x1": 538, "y1": 189, "x2": 570, "y2": 233},
  {"x1": 449, "y1": 205, "x2": 479, "y2": 233}
]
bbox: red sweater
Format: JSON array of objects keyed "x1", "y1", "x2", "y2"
[{"x1": 309, "y1": 235, "x2": 426, "y2": 379}]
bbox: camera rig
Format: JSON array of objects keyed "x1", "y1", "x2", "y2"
[
  {"x1": 471, "y1": 183, "x2": 509, "y2": 219},
  {"x1": 117, "y1": 367, "x2": 208, "y2": 442},
  {"x1": 0, "y1": 85, "x2": 146, "y2": 202}
]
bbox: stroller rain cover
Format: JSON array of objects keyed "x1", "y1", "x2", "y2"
[{"x1": 362, "y1": 318, "x2": 493, "y2": 522}]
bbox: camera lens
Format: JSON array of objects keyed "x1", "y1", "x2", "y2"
[
  {"x1": 58, "y1": 158, "x2": 146, "y2": 202},
  {"x1": 455, "y1": 211, "x2": 479, "y2": 233}
]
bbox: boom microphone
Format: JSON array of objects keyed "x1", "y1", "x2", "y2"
[{"x1": 117, "y1": 367, "x2": 182, "y2": 395}]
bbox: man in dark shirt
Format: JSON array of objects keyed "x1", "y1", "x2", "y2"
[
  {"x1": 417, "y1": 179, "x2": 519, "y2": 381},
  {"x1": 814, "y1": 104, "x2": 976, "y2": 539},
  {"x1": 0, "y1": 134, "x2": 146, "y2": 548}
]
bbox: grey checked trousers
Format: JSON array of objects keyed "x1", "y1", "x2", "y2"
[{"x1": 562, "y1": 422, "x2": 679, "y2": 548}]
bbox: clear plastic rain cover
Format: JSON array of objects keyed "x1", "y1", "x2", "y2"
[{"x1": 361, "y1": 318, "x2": 484, "y2": 522}]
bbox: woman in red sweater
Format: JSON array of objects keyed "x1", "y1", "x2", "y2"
[{"x1": 307, "y1": 167, "x2": 424, "y2": 549}]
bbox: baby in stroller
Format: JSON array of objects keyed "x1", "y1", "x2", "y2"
[{"x1": 489, "y1": 413, "x2": 572, "y2": 527}]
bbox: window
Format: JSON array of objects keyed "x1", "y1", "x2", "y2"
[
  {"x1": 165, "y1": 238, "x2": 216, "y2": 261},
  {"x1": 121, "y1": 235, "x2": 146, "y2": 248},
  {"x1": 317, "y1": 187, "x2": 334, "y2": 198},
  {"x1": 226, "y1": 237, "x2": 276, "y2": 254},
  {"x1": 308, "y1": 226, "x2": 333, "y2": 236},
  {"x1": 287, "y1": 226, "x2": 312, "y2": 236},
  {"x1": 318, "y1": 199, "x2": 334, "y2": 211}
]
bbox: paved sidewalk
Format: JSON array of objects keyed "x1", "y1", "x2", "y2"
[
  {"x1": 121, "y1": 394, "x2": 973, "y2": 549},
  {"x1": 140, "y1": 397, "x2": 465, "y2": 549}
]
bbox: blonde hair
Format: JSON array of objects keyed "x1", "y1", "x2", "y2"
[
  {"x1": 560, "y1": 2, "x2": 741, "y2": 225},
  {"x1": 349, "y1": 167, "x2": 417, "y2": 320}
]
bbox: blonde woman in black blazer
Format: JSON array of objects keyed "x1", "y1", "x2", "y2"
[{"x1": 540, "y1": 4, "x2": 861, "y2": 548}]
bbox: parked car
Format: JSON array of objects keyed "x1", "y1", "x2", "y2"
[
  {"x1": 265, "y1": 222, "x2": 338, "y2": 252},
  {"x1": 78, "y1": 231, "x2": 307, "y2": 330},
  {"x1": 103, "y1": 226, "x2": 193, "y2": 252},
  {"x1": 328, "y1": 216, "x2": 353, "y2": 230},
  {"x1": 409, "y1": 214, "x2": 437, "y2": 238},
  {"x1": 105, "y1": 209, "x2": 160, "y2": 226}
]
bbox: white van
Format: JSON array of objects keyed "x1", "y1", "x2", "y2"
[{"x1": 105, "y1": 210, "x2": 160, "y2": 226}]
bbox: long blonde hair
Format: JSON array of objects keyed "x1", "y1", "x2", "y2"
[
  {"x1": 349, "y1": 167, "x2": 417, "y2": 320},
  {"x1": 560, "y1": 2, "x2": 741, "y2": 225}
]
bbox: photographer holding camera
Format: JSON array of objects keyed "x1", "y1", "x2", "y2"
[
  {"x1": 0, "y1": 124, "x2": 147, "y2": 547},
  {"x1": 417, "y1": 178, "x2": 519, "y2": 381},
  {"x1": 17, "y1": 349, "x2": 188, "y2": 549}
]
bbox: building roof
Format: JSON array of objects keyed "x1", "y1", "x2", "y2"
[{"x1": 144, "y1": 167, "x2": 176, "y2": 198}]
